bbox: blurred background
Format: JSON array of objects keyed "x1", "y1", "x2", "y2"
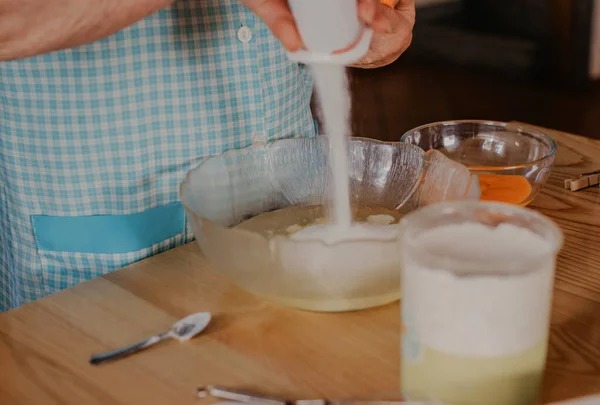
[{"x1": 326, "y1": 0, "x2": 600, "y2": 140}]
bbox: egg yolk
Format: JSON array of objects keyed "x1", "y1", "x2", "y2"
[{"x1": 478, "y1": 175, "x2": 532, "y2": 206}]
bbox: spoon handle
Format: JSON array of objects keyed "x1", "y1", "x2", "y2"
[{"x1": 89, "y1": 333, "x2": 168, "y2": 366}]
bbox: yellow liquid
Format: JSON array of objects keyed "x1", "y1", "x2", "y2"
[
  {"x1": 233, "y1": 204, "x2": 406, "y2": 312},
  {"x1": 234, "y1": 204, "x2": 405, "y2": 237},
  {"x1": 257, "y1": 289, "x2": 401, "y2": 313},
  {"x1": 402, "y1": 340, "x2": 548, "y2": 405},
  {"x1": 476, "y1": 174, "x2": 533, "y2": 206}
]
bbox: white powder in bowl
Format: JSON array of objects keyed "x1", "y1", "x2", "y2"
[
  {"x1": 275, "y1": 223, "x2": 402, "y2": 297},
  {"x1": 366, "y1": 214, "x2": 396, "y2": 225},
  {"x1": 402, "y1": 222, "x2": 556, "y2": 357},
  {"x1": 289, "y1": 222, "x2": 399, "y2": 243}
]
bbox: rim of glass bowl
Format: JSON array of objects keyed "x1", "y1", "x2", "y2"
[
  {"x1": 400, "y1": 120, "x2": 558, "y2": 171},
  {"x1": 179, "y1": 136, "x2": 424, "y2": 232}
]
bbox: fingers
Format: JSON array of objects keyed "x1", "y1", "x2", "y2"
[
  {"x1": 373, "y1": 0, "x2": 415, "y2": 35},
  {"x1": 350, "y1": 1, "x2": 415, "y2": 69},
  {"x1": 240, "y1": 0, "x2": 303, "y2": 52},
  {"x1": 394, "y1": 0, "x2": 416, "y2": 18},
  {"x1": 241, "y1": 0, "x2": 415, "y2": 55},
  {"x1": 360, "y1": 0, "x2": 414, "y2": 33},
  {"x1": 371, "y1": 4, "x2": 397, "y2": 33},
  {"x1": 358, "y1": 0, "x2": 378, "y2": 26},
  {"x1": 395, "y1": 0, "x2": 416, "y2": 11}
]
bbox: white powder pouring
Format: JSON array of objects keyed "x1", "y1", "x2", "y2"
[
  {"x1": 402, "y1": 221, "x2": 557, "y2": 357},
  {"x1": 310, "y1": 64, "x2": 353, "y2": 234},
  {"x1": 306, "y1": 64, "x2": 401, "y2": 246}
]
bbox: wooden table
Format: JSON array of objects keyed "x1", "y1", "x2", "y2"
[{"x1": 1, "y1": 124, "x2": 600, "y2": 405}]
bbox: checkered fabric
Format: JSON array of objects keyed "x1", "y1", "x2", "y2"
[{"x1": 0, "y1": 0, "x2": 316, "y2": 311}]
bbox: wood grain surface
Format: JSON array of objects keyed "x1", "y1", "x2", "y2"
[{"x1": 0, "y1": 123, "x2": 599, "y2": 405}]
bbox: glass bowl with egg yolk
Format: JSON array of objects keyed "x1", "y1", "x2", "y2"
[{"x1": 401, "y1": 120, "x2": 557, "y2": 207}]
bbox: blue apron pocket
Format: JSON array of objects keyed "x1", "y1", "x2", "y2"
[
  {"x1": 31, "y1": 202, "x2": 187, "y2": 294},
  {"x1": 31, "y1": 202, "x2": 185, "y2": 254}
]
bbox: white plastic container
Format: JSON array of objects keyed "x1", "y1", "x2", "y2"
[{"x1": 287, "y1": 0, "x2": 373, "y2": 65}]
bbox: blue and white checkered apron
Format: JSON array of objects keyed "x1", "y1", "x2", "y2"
[{"x1": 0, "y1": 0, "x2": 316, "y2": 311}]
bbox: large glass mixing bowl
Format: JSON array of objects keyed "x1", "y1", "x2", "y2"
[{"x1": 180, "y1": 136, "x2": 480, "y2": 312}]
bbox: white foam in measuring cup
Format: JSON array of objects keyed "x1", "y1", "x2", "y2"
[{"x1": 402, "y1": 222, "x2": 556, "y2": 357}]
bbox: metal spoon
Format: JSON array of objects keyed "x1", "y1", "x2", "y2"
[{"x1": 89, "y1": 312, "x2": 211, "y2": 366}]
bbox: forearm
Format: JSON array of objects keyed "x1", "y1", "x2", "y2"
[{"x1": 0, "y1": 0, "x2": 174, "y2": 61}]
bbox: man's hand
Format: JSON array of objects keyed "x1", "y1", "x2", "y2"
[
  {"x1": 241, "y1": 0, "x2": 414, "y2": 68},
  {"x1": 351, "y1": 0, "x2": 415, "y2": 68}
]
